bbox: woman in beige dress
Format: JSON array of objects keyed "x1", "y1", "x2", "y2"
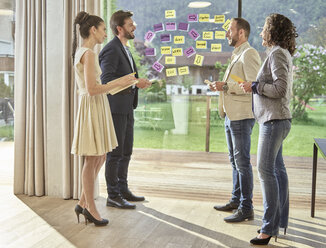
[{"x1": 71, "y1": 11, "x2": 136, "y2": 226}]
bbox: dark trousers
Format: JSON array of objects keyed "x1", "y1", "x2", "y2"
[{"x1": 105, "y1": 111, "x2": 134, "y2": 198}]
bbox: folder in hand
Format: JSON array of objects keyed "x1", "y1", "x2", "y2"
[
  {"x1": 108, "y1": 72, "x2": 138, "y2": 95},
  {"x1": 230, "y1": 74, "x2": 245, "y2": 84}
]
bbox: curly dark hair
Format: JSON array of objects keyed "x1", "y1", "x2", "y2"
[{"x1": 264, "y1": 13, "x2": 298, "y2": 56}]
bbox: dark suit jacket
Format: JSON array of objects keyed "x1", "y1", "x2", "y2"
[{"x1": 99, "y1": 36, "x2": 138, "y2": 114}]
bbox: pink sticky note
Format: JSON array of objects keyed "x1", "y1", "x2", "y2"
[
  {"x1": 188, "y1": 14, "x2": 198, "y2": 22},
  {"x1": 145, "y1": 48, "x2": 156, "y2": 56},
  {"x1": 166, "y1": 22, "x2": 176, "y2": 31},
  {"x1": 185, "y1": 46, "x2": 196, "y2": 58},
  {"x1": 188, "y1": 28, "x2": 200, "y2": 41},
  {"x1": 178, "y1": 22, "x2": 189, "y2": 31},
  {"x1": 160, "y1": 34, "x2": 171, "y2": 42},
  {"x1": 144, "y1": 31, "x2": 155, "y2": 42},
  {"x1": 153, "y1": 23, "x2": 164, "y2": 32},
  {"x1": 152, "y1": 61, "x2": 164, "y2": 73}
]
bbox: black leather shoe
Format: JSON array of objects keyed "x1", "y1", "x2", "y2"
[
  {"x1": 121, "y1": 190, "x2": 145, "y2": 202},
  {"x1": 214, "y1": 202, "x2": 239, "y2": 211},
  {"x1": 106, "y1": 195, "x2": 136, "y2": 209},
  {"x1": 224, "y1": 208, "x2": 254, "y2": 222}
]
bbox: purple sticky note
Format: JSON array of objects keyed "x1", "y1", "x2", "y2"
[
  {"x1": 153, "y1": 23, "x2": 164, "y2": 32},
  {"x1": 144, "y1": 31, "x2": 155, "y2": 42},
  {"x1": 188, "y1": 28, "x2": 200, "y2": 41},
  {"x1": 152, "y1": 61, "x2": 164, "y2": 73},
  {"x1": 178, "y1": 22, "x2": 189, "y2": 31},
  {"x1": 160, "y1": 34, "x2": 171, "y2": 42},
  {"x1": 185, "y1": 46, "x2": 196, "y2": 58},
  {"x1": 145, "y1": 48, "x2": 156, "y2": 56},
  {"x1": 188, "y1": 14, "x2": 198, "y2": 22},
  {"x1": 166, "y1": 22, "x2": 176, "y2": 31}
]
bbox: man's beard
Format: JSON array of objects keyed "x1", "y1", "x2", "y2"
[
  {"x1": 124, "y1": 29, "x2": 135, "y2": 40},
  {"x1": 228, "y1": 33, "x2": 239, "y2": 47}
]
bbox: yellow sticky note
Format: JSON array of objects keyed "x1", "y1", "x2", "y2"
[
  {"x1": 199, "y1": 14, "x2": 210, "y2": 22},
  {"x1": 165, "y1": 10, "x2": 176, "y2": 18},
  {"x1": 211, "y1": 43, "x2": 222, "y2": 52},
  {"x1": 174, "y1": 36, "x2": 185, "y2": 44},
  {"x1": 230, "y1": 74, "x2": 245, "y2": 84},
  {"x1": 165, "y1": 56, "x2": 176, "y2": 64},
  {"x1": 222, "y1": 19, "x2": 231, "y2": 31},
  {"x1": 214, "y1": 15, "x2": 225, "y2": 23},
  {"x1": 172, "y1": 48, "x2": 183, "y2": 56},
  {"x1": 203, "y1": 31, "x2": 213, "y2": 40},
  {"x1": 161, "y1": 46, "x2": 171, "y2": 55},
  {"x1": 194, "y1": 54, "x2": 204, "y2": 66},
  {"x1": 215, "y1": 31, "x2": 226, "y2": 39},
  {"x1": 166, "y1": 68, "x2": 177, "y2": 77},
  {"x1": 178, "y1": 66, "x2": 189, "y2": 75},
  {"x1": 196, "y1": 41, "x2": 207, "y2": 49}
]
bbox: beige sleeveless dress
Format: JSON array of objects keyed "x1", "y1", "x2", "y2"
[{"x1": 71, "y1": 47, "x2": 118, "y2": 156}]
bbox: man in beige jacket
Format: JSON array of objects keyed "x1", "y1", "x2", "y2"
[{"x1": 210, "y1": 18, "x2": 261, "y2": 222}]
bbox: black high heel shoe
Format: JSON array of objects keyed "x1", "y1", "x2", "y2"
[
  {"x1": 250, "y1": 235, "x2": 277, "y2": 245},
  {"x1": 74, "y1": 204, "x2": 83, "y2": 223},
  {"x1": 82, "y1": 208, "x2": 109, "y2": 226}
]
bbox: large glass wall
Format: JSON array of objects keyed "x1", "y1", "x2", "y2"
[{"x1": 0, "y1": 0, "x2": 15, "y2": 141}]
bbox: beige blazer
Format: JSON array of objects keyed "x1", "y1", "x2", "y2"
[{"x1": 218, "y1": 41, "x2": 261, "y2": 121}]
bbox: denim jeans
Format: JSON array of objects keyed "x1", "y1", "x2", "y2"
[
  {"x1": 225, "y1": 116, "x2": 255, "y2": 211},
  {"x1": 257, "y1": 119, "x2": 291, "y2": 236}
]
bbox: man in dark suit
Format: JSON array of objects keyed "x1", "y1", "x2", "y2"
[{"x1": 99, "y1": 10, "x2": 151, "y2": 209}]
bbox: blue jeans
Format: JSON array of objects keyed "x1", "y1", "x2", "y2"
[
  {"x1": 225, "y1": 116, "x2": 255, "y2": 211},
  {"x1": 257, "y1": 119, "x2": 291, "y2": 236}
]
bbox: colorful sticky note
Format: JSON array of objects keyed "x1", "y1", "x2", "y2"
[
  {"x1": 174, "y1": 36, "x2": 185, "y2": 44},
  {"x1": 178, "y1": 66, "x2": 189, "y2": 75},
  {"x1": 145, "y1": 48, "x2": 156, "y2": 56},
  {"x1": 215, "y1": 31, "x2": 226, "y2": 39},
  {"x1": 160, "y1": 34, "x2": 171, "y2": 42},
  {"x1": 188, "y1": 28, "x2": 200, "y2": 41},
  {"x1": 222, "y1": 19, "x2": 231, "y2": 31},
  {"x1": 152, "y1": 62, "x2": 164, "y2": 73},
  {"x1": 203, "y1": 31, "x2": 213, "y2": 40},
  {"x1": 166, "y1": 22, "x2": 176, "y2": 31},
  {"x1": 144, "y1": 31, "x2": 155, "y2": 42},
  {"x1": 178, "y1": 22, "x2": 189, "y2": 31},
  {"x1": 188, "y1": 14, "x2": 198, "y2": 22},
  {"x1": 196, "y1": 41, "x2": 207, "y2": 49},
  {"x1": 153, "y1": 23, "x2": 164, "y2": 32},
  {"x1": 166, "y1": 68, "x2": 177, "y2": 77},
  {"x1": 199, "y1": 14, "x2": 210, "y2": 22},
  {"x1": 184, "y1": 46, "x2": 196, "y2": 58},
  {"x1": 165, "y1": 56, "x2": 176, "y2": 64},
  {"x1": 161, "y1": 46, "x2": 171, "y2": 55},
  {"x1": 211, "y1": 43, "x2": 222, "y2": 52},
  {"x1": 214, "y1": 15, "x2": 225, "y2": 23},
  {"x1": 230, "y1": 74, "x2": 245, "y2": 84},
  {"x1": 194, "y1": 54, "x2": 204, "y2": 66},
  {"x1": 165, "y1": 10, "x2": 176, "y2": 19},
  {"x1": 172, "y1": 48, "x2": 183, "y2": 56}
]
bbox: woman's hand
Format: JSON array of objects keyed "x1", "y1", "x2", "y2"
[{"x1": 240, "y1": 81, "x2": 252, "y2": 93}]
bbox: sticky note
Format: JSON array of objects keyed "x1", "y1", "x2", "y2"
[
  {"x1": 215, "y1": 31, "x2": 226, "y2": 39},
  {"x1": 199, "y1": 14, "x2": 210, "y2": 22},
  {"x1": 166, "y1": 68, "x2": 177, "y2": 77},
  {"x1": 230, "y1": 74, "x2": 245, "y2": 84},
  {"x1": 165, "y1": 56, "x2": 176, "y2": 64},
  {"x1": 184, "y1": 46, "x2": 196, "y2": 58},
  {"x1": 211, "y1": 43, "x2": 222, "y2": 52},
  {"x1": 145, "y1": 48, "x2": 156, "y2": 56},
  {"x1": 194, "y1": 54, "x2": 204, "y2": 66},
  {"x1": 196, "y1": 41, "x2": 207, "y2": 49},
  {"x1": 188, "y1": 28, "x2": 200, "y2": 41},
  {"x1": 144, "y1": 31, "x2": 155, "y2": 42},
  {"x1": 166, "y1": 22, "x2": 176, "y2": 31},
  {"x1": 161, "y1": 46, "x2": 171, "y2": 55},
  {"x1": 188, "y1": 14, "x2": 198, "y2": 22},
  {"x1": 178, "y1": 66, "x2": 189, "y2": 75},
  {"x1": 174, "y1": 36, "x2": 185, "y2": 44},
  {"x1": 165, "y1": 10, "x2": 176, "y2": 19},
  {"x1": 153, "y1": 23, "x2": 164, "y2": 32},
  {"x1": 178, "y1": 22, "x2": 189, "y2": 31},
  {"x1": 222, "y1": 19, "x2": 231, "y2": 31},
  {"x1": 214, "y1": 15, "x2": 225, "y2": 23},
  {"x1": 160, "y1": 34, "x2": 171, "y2": 42},
  {"x1": 152, "y1": 62, "x2": 164, "y2": 73},
  {"x1": 203, "y1": 31, "x2": 213, "y2": 40},
  {"x1": 172, "y1": 48, "x2": 183, "y2": 56}
]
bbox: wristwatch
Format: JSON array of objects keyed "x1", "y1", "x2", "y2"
[{"x1": 222, "y1": 82, "x2": 229, "y2": 92}]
